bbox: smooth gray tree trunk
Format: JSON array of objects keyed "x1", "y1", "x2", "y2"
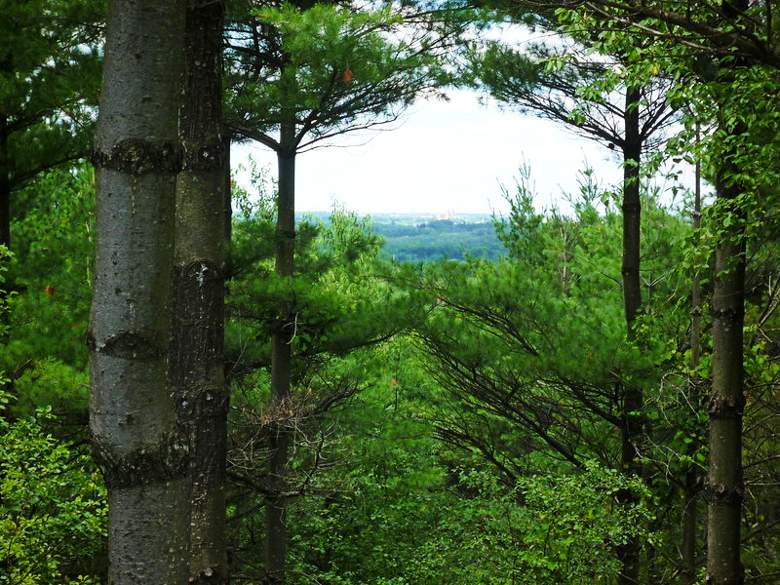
[
  {"x1": 89, "y1": 2, "x2": 189, "y2": 584},
  {"x1": 172, "y1": 1, "x2": 228, "y2": 583}
]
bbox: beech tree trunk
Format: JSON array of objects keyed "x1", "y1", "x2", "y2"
[
  {"x1": 616, "y1": 85, "x2": 644, "y2": 585},
  {"x1": 706, "y1": 167, "x2": 746, "y2": 585},
  {"x1": 265, "y1": 118, "x2": 297, "y2": 585},
  {"x1": 172, "y1": 1, "x2": 228, "y2": 583},
  {"x1": 88, "y1": 2, "x2": 189, "y2": 584}
]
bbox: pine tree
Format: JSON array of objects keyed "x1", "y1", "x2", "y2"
[
  {"x1": 224, "y1": 3, "x2": 459, "y2": 581},
  {"x1": 0, "y1": 0, "x2": 102, "y2": 250}
]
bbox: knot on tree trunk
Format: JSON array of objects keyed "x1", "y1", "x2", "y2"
[
  {"x1": 705, "y1": 567, "x2": 745, "y2": 585},
  {"x1": 92, "y1": 138, "x2": 182, "y2": 175},
  {"x1": 710, "y1": 306, "x2": 744, "y2": 321},
  {"x1": 91, "y1": 430, "x2": 190, "y2": 488},
  {"x1": 189, "y1": 565, "x2": 226, "y2": 585},
  {"x1": 703, "y1": 481, "x2": 745, "y2": 505},
  {"x1": 87, "y1": 330, "x2": 165, "y2": 361},
  {"x1": 707, "y1": 394, "x2": 745, "y2": 418}
]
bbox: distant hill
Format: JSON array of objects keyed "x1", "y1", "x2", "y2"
[{"x1": 299, "y1": 212, "x2": 505, "y2": 262}]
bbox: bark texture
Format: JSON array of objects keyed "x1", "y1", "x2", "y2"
[
  {"x1": 88, "y1": 2, "x2": 189, "y2": 584},
  {"x1": 621, "y1": 86, "x2": 642, "y2": 330},
  {"x1": 0, "y1": 116, "x2": 9, "y2": 251},
  {"x1": 706, "y1": 174, "x2": 746, "y2": 585},
  {"x1": 265, "y1": 118, "x2": 297, "y2": 585},
  {"x1": 0, "y1": 116, "x2": 10, "y2": 343},
  {"x1": 617, "y1": 85, "x2": 644, "y2": 585},
  {"x1": 172, "y1": 1, "x2": 228, "y2": 583},
  {"x1": 706, "y1": 6, "x2": 748, "y2": 583}
]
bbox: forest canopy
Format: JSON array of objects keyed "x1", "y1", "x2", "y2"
[{"x1": 0, "y1": 1, "x2": 779, "y2": 585}]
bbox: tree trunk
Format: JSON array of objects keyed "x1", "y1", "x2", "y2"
[
  {"x1": 265, "y1": 118, "x2": 296, "y2": 585},
  {"x1": 172, "y1": 1, "x2": 228, "y2": 583},
  {"x1": 224, "y1": 134, "x2": 233, "y2": 246},
  {"x1": 706, "y1": 166, "x2": 746, "y2": 585},
  {"x1": 0, "y1": 117, "x2": 9, "y2": 251},
  {"x1": 706, "y1": 5, "x2": 748, "y2": 582},
  {"x1": 681, "y1": 132, "x2": 702, "y2": 585},
  {"x1": 621, "y1": 86, "x2": 642, "y2": 330},
  {"x1": 0, "y1": 117, "x2": 10, "y2": 346},
  {"x1": 617, "y1": 85, "x2": 643, "y2": 585},
  {"x1": 89, "y1": 2, "x2": 188, "y2": 585}
]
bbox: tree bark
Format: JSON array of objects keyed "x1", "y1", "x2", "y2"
[
  {"x1": 0, "y1": 117, "x2": 9, "y2": 251},
  {"x1": 89, "y1": 2, "x2": 188, "y2": 584},
  {"x1": 172, "y1": 1, "x2": 228, "y2": 583},
  {"x1": 617, "y1": 84, "x2": 644, "y2": 585},
  {"x1": 224, "y1": 134, "x2": 233, "y2": 246},
  {"x1": 265, "y1": 116, "x2": 296, "y2": 585},
  {"x1": 0, "y1": 116, "x2": 10, "y2": 347},
  {"x1": 621, "y1": 86, "x2": 642, "y2": 330},
  {"x1": 706, "y1": 5, "x2": 748, "y2": 583},
  {"x1": 706, "y1": 162, "x2": 746, "y2": 585}
]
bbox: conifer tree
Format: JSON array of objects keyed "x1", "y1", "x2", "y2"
[
  {"x1": 224, "y1": 3, "x2": 461, "y2": 581},
  {"x1": 0, "y1": 0, "x2": 102, "y2": 250}
]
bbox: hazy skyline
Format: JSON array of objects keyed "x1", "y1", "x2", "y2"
[
  {"x1": 231, "y1": 89, "x2": 694, "y2": 216},
  {"x1": 232, "y1": 88, "x2": 628, "y2": 214}
]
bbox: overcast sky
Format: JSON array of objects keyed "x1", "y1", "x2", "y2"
[{"x1": 231, "y1": 88, "x2": 678, "y2": 216}]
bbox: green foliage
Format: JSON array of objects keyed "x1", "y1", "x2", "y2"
[
  {"x1": 226, "y1": 0, "x2": 458, "y2": 150},
  {"x1": 0, "y1": 396, "x2": 107, "y2": 585},
  {"x1": 279, "y1": 357, "x2": 655, "y2": 585},
  {"x1": 0, "y1": 245, "x2": 11, "y2": 339},
  {"x1": 3, "y1": 3, "x2": 780, "y2": 584},
  {"x1": 0, "y1": 0, "x2": 103, "y2": 188},
  {"x1": 376, "y1": 219, "x2": 503, "y2": 262},
  {"x1": 1, "y1": 166, "x2": 94, "y2": 424},
  {"x1": 226, "y1": 177, "x2": 428, "y2": 377},
  {"x1": 6, "y1": 166, "x2": 95, "y2": 370}
]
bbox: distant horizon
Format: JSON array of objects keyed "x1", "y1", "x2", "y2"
[
  {"x1": 233, "y1": 88, "x2": 698, "y2": 217},
  {"x1": 232, "y1": 88, "x2": 631, "y2": 216},
  {"x1": 294, "y1": 210, "x2": 495, "y2": 218}
]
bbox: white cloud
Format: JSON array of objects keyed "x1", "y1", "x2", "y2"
[{"x1": 232, "y1": 89, "x2": 685, "y2": 215}]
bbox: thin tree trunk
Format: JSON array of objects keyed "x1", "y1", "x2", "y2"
[
  {"x1": 0, "y1": 117, "x2": 9, "y2": 251},
  {"x1": 706, "y1": 5, "x2": 747, "y2": 582},
  {"x1": 89, "y1": 2, "x2": 189, "y2": 584},
  {"x1": 706, "y1": 163, "x2": 746, "y2": 585},
  {"x1": 617, "y1": 84, "x2": 643, "y2": 585},
  {"x1": 0, "y1": 117, "x2": 10, "y2": 347},
  {"x1": 265, "y1": 118, "x2": 296, "y2": 585},
  {"x1": 621, "y1": 86, "x2": 642, "y2": 330},
  {"x1": 224, "y1": 134, "x2": 233, "y2": 246},
  {"x1": 681, "y1": 131, "x2": 702, "y2": 585},
  {"x1": 172, "y1": 1, "x2": 228, "y2": 583}
]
